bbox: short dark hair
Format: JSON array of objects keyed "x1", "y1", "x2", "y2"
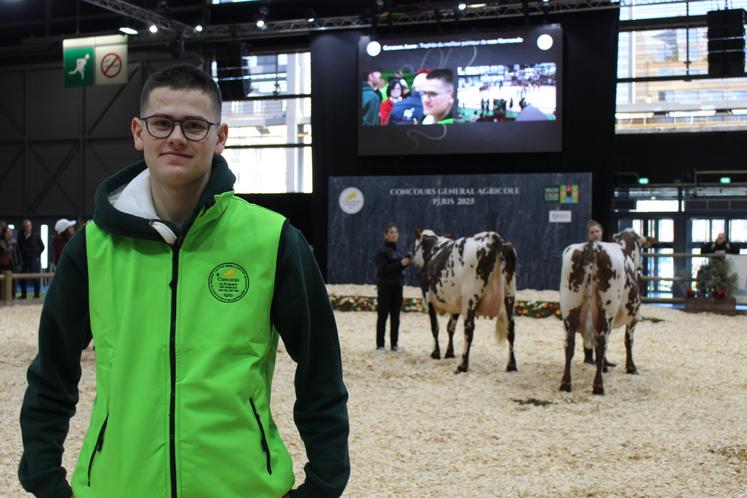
[
  {"x1": 140, "y1": 64, "x2": 222, "y2": 119},
  {"x1": 384, "y1": 223, "x2": 398, "y2": 233},
  {"x1": 387, "y1": 78, "x2": 403, "y2": 94},
  {"x1": 426, "y1": 68, "x2": 454, "y2": 87}
]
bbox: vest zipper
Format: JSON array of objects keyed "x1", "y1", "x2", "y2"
[
  {"x1": 169, "y1": 238, "x2": 182, "y2": 498},
  {"x1": 87, "y1": 413, "x2": 109, "y2": 486},
  {"x1": 249, "y1": 398, "x2": 273, "y2": 474}
]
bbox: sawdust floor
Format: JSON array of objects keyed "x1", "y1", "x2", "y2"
[{"x1": 1, "y1": 287, "x2": 745, "y2": 497}]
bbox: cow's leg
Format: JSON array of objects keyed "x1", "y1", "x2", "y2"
[
  {"x1": 428, "y1": 303, "x2": 441, "y2": 359},
  {"x1": 593, "y1": 320, "x2": 611, "y2": 395},
  {"x1": 560, "y1": 312, "x2": 577, "y2": 392},
  {"x1": 445, "y1": 314, "x2": 458, "y2": 358},
  {"x1": 583, "y1": 347, "x2": 594, "y2": 365},
  {"x1": 505, "y1": 295, "x2": 517, "y2": 372},
  {"x1": 455, "y1": 310, "x2": 476, "y2": 374},
  {"x1": 625, "y1": 321, "x2": 638, "y2": 375}
]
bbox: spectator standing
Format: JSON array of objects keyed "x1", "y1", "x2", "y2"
[
  {"x1": 17, "y1": 219, "x2": 44, "y2": 299},
  {"x1": 374, "y1": 223, "x2": 410, "y2": 352},
  {"x1": 701, "y1": 232, "x2": 738, "y2": 255},
  {"x1": 51, "y1": 218, "x2": 76, "y2": 267},
  {"x1": 1, "y1": 225, "x2": 23, "y2": 273}
]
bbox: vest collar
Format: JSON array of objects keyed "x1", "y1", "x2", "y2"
[{"x1": 94, "y1": 154, "x2": 236, "y2": 244}]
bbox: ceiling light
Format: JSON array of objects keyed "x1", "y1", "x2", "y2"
[
  {"x1": 256, "y1": 18, "x2": 265, "y2": 28},
  {"x1": 149, "y1": 24, "x2": 159, "y2": 34},
  {"x1": 638, "y1": 177, "x2": 649, "y2": 185},
  {"x1": 305, "y1": 8, "x2": 316, "y2": 23},
  {"x1": 194, "y1": 24, "x2": 203, "y2": 33},
  {"x1": 458, "y1": 3, "x2": 467, "y2": 10},
  {"x1": 119, "y1": 26, "x2": 138, "y2": 35}
]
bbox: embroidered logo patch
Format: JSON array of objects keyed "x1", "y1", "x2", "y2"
[{"x1": 208, "y1": 263, "x2": 249, "y2": 303}]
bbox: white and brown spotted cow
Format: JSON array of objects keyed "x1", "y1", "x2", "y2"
[
  {"x1": 559, "y1": 228, "x2": 648, "y2": 395},
  {"x1": 413, "y1": 228, "x2": 517, "y2": 374}
]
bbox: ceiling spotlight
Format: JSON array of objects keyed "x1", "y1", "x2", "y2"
[
  {"x1": 256, "y1": 18, "x2": 266, "y2": 29},
  {"x1": 149, "y1": 24, "x2": 159, "y2": 34},
  {"x1": 458, "y1": 2, "x2": 467, "y2": 10},
  {"x1": 194, "y1": 24, "x2": 203, "y2": 33},
  {"x1": 305, "y1": 8, "x2": 316, "y2": 23},
  {"x1": 119, "y1": 26, "x2": 138, "y2": 35}
]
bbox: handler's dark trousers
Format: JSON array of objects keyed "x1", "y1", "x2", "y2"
[
  {"x1": 376, "y1": 284, "x2": 402, "y2": 348},
  {"x1": 20, "y1": 258, "x2": 41, "y2": 298}
]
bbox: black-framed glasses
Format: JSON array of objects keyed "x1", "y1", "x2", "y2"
[{"x1": 140, "y1": 115, "x2": 219, "y2": 141}]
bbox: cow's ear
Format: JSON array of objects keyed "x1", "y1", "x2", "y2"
[
  {"x1": 415, "y1": 226, "x2": 423, "y2": 239},
  {"x1": 641, "y1": 236, "x2": 655, "y2": 249}
]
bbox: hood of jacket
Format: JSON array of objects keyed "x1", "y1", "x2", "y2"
[{"x1": 93, "y1": 154, "x2": 236, "y2": 244}]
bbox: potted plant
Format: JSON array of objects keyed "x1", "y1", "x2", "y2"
[{"x1": 685, "y1": 256, "x2": 738, "y2": 314}]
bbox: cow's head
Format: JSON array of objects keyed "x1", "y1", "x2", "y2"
[
  {"x1": 413, "y1": 227, "x2": 439, "y2": 267},
  {"x1": 613, "y1": 228, "x2": 651, "y2": 270}
]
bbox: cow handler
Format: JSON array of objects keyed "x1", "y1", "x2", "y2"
[
  {"x1": 374, "y1": 223, "x2": 411, "y2": 352},
  {"x1": 19, "y1": 63, "x2": 349, "y2": 498}
]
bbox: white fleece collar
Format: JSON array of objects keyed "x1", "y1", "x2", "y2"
[{"x1": 108, "y1": 169, "x2": 178, "y2": 245}]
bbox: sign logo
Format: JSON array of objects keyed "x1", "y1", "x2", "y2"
[
  {"x1": 339, "y1": 187, "x2": 365, "y2": 214},
  {"x1": 208, "y1": 263, "x2": 249, "y2": 303},
  {"x1": 559, "y1": 184, "x2": 579, "y2": 204},
  {"x1": 544, "y1": 186, "x2": 560, "y2": 203}
]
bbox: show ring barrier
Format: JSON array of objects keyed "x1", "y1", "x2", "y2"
[{"x1": 0, "y1": 271, "x2": 53, "y2": 303}]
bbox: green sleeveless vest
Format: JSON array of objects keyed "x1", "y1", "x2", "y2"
[{"x1": 71, "y1": 192, "x2": 294, "y2": 498}]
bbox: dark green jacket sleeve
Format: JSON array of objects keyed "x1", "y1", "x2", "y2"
[
  {"x1": 272, "y1": 223, "x2": 350, "y2": 498},
  {"x1": 18, "y1": 230, "x2": 92, "y2": 498}
]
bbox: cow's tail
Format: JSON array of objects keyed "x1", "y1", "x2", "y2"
[
  {"x1": 582, "y1": 241, "x2": 598, "y2": 349},
  {"x1": 494, "y1": 243, "x2": 517, "y2": 344}
]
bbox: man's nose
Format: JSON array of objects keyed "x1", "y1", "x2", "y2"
[{"x1": 167, "y1": 123, "x2": 188, "y2": 142}]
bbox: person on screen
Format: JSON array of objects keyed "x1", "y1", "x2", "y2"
[
  {"x1": 379, "y1": 78, "x2": 404, "y2": 126},
  {"x1": 362, "y1": 70, "x2": 383, "y2": 126},
  {"x1": 516, "y1": 98, "x2": 549, "y2": 121},
  {"x1": 701, "y1": 232, "x2": 738, "y2": 255},
  {"x1": 421, "y1": 69, "x2": 455, "y2": 125},
  {"x1": 389, "y1": 72, "x2": 428, "y2": 125}
]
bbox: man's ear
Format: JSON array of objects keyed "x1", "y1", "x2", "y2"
[
  {"x1": 131, "y1": 117, "x2": 145, "y2": 152},
  {"x1": 213, "y1": 123, "x2": 229, "y2": 155}
]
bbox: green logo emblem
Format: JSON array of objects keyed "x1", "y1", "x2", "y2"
[{"x1": 208, "y1": 263, "x2": 249, "y2": 303}]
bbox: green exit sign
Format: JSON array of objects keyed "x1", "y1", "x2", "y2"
[{"x1": 63, "y1": 47, "x2": 95, "y2": 87}]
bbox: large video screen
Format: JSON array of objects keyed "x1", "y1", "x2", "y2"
[{"x1": 358, "y1": 25, "x2": 562, "y2": 155}]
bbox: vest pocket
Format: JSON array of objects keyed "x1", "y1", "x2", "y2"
[
  {"x1": 87, "y1": 413, "x2": 109, "y2": 486},
  {"x1": 249, "y1": 398, "x2": 272, "y2": 475}
]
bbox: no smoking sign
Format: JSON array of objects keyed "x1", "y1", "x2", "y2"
[
  {"x1": 94, "y1": 43, "x2": 127, "y2": 85},
  {"x1": 100, "y1": 53, "x2": 123, "y2": 78}
]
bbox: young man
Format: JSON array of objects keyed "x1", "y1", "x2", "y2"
[
  {"x1": 361, "y1": 70, "x2": 382, "y2": 126},
  {"x1": 19, "y1": 64, "x2": 349, "y2": 498},
  {"x1": 420, "y1": 69, "x2": 455, "y2": 125}
]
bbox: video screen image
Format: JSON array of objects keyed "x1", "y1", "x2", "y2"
[{"x1": 358, "y1": 25, "x2": 563, "y2": 155}]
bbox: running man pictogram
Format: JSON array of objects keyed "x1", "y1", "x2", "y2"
[{"x1": 68, "y1": 53, "x2": 91, "y2": 80}]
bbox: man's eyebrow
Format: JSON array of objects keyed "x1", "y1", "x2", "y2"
[{"x1": 145, "y1": 112, "x2": 211, "y2": 121}]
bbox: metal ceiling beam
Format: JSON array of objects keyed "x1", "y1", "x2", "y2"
[
  {"x1": 81, "y1": 0, "x2": 194, "y2": 35},
  {"x1": 194, "y1": 0, "x2": 619, "y2": 42}
]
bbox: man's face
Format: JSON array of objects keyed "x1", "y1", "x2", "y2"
[
  {"x1": 715, "y1": 233, "x2": 727, "y2": 244},
  {"x1": 385, "y1": 227, "x2": 399, "y2": 243},
  {"x1": 22, "y1": 221, "x2": 31, "y2": 234},
  {"x1": 421, "y1": 78, "x2": 454, "y2": 121},
  {"x1": 132, "y1": 87, "x2": 228, "y2": 191},
  {"x1": 368, "y1": 72, "x2": 382, "y2": 88},
  {"x1": 587, "y1": 225, "x2": 603, "y2": 241}
]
